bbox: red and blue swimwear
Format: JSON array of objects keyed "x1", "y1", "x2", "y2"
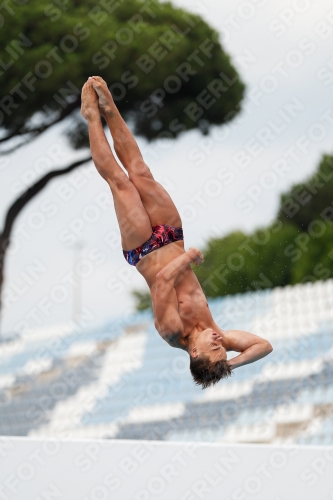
[{"x1": 123, "y1": 224, "x2": 184, "y2": 266}]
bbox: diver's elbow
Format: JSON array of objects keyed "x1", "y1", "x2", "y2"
[{"x1": 265, "y1": 341, "x2": 273, "y2": 354}]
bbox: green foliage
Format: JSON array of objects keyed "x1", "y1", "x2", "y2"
[
  {"x1": 132, "y1": 289, "x2": 152, "y2": 311},
  {"x1": 191, "y1": 152, "x2": 333, "y2": 301},
  {"x1": 194, "y1": 223, "x2": 301, "y2": 298},
  {"x1": 290, "y1": 224, "x2": 333, "y2": 284},
  {"x1": 277, "y1": 154, "x2": 333, "y2": 231},
  {"x1": 1, "y1": 0, "x2": 245, "y2": 143},
  {"x1": 194, "y1": 220, "x2": 333, "y2": 300}
]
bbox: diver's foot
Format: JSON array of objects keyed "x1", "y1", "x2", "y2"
[
  {"x1": 81, "y1": 81, "x2": 100, "y2": 121},
  {"x1": 88, "y1": 76, "x2": 114, "y2": 117}
]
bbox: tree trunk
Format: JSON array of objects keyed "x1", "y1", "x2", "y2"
[
  {"x1": 0, "y1": 236, "x2": 8, "y2": 335},
  {"x1": 0, "y1": 155, "x2": 91, "y2": 336}
]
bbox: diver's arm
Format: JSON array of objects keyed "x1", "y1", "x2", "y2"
[
  {"x1": 154, "y1": 276, "x2": 183, "y2": 337},
  {"x1": 226, "y1": 330, "x2": 273, "y2": 369},
  {"x1": 157, "y1": 247, "x2": 204, "y2": 286},
  {"x1": 153, "y1": 250, "x2": 203, "y2": 337}
]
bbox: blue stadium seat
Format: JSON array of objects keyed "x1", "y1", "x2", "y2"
[{"x1": 2, "y1": 280, "x2": 333, "y2": 444}]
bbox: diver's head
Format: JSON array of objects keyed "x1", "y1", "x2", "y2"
[{"x1": 188, "y1": 328, "x2": 232, "y2": 389}]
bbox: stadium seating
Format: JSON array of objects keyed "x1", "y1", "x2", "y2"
[{"x1": 0, "y1": 279, "x2": 333, "y2": 445}]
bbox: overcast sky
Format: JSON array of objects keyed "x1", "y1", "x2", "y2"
[{"x1": 1, "y1": 0, "x2": 333, "y2": 335}]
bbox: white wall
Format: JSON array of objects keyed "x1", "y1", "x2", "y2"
[{"x1": 0, "y1": 437, "x2": 332, "y2": 499}]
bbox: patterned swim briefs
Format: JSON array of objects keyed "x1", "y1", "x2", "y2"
[{"x1": 123, "y1": 224, "x2": 184, "y2": 266}]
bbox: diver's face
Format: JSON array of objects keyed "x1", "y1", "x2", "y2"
[{"x1": 191, "y1": 328, "x2": 227, "y2": 363}]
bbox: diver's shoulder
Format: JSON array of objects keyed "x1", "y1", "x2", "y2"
[{"x1": 161, "y1": 330, "x2": 188, "y2": 351}]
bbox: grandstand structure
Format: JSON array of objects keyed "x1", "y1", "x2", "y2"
[{"x1": 1, "y1": 279, "x2": 333, "y2": 445}]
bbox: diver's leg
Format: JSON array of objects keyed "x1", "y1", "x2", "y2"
[
  {"x1": 89, "y1": 76, "x2": 182, "y2": 228},
  {"x1": 81, "y1": 81, "x2": 152, "y2": 250}
]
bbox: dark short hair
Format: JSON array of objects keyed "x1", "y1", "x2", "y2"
[{"x1": 190, "y1": 355, "x2": 233, "y2": 389}]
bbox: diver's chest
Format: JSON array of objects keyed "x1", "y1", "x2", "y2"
[{"x1": 178, "y1": 296, "x2": 206, "y2": 321}]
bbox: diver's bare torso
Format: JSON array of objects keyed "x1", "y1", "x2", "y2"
[
  {"x1": 135, "y1": 241, "x2": 259, "y2": 362},
  {"x1": 136, "y1": 240, "x2": 216, "y2": 349}
]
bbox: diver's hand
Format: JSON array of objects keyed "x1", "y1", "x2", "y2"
[{"x1": 188, "y1": 247, "x2": 204, "y2": 266}]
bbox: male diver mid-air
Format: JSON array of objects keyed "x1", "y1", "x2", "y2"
[{"x1": 81, "y1": 76, "x2": 273, "y2": 389}]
